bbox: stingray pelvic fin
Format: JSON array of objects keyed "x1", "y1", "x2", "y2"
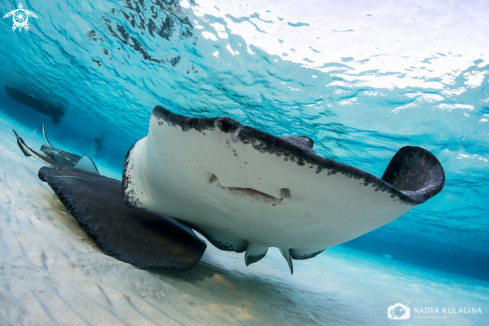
[
  {"x1": 280, "y1": 248, "x2": 293, "y2": 275},
  {"x1": 245, "y1": 243, "x2": 269, "y2": 266},
  {"x1": 42, "y1": 119, "x2": 53, "y2": 147},
  {"x1": 12, "y1": 130, "x2": 64, "y2": 170}
]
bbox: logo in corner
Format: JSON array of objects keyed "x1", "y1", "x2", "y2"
[
  {"x1": 3, "y1": 3, "x2": 38, "y2": 32},
  {"x1": 388, "y1": 303, "x2": 411, "y2": 320}
]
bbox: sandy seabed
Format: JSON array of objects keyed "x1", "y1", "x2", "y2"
[{"x1": 0, "y1": 113, "x2": 488, "y2": 326}]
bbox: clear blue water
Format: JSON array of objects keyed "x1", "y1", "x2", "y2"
[{"x1": 0, "y1": 0, "x2": 488, "y2": 282}]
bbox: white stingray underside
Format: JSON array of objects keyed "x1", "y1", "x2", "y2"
[{"x1": 124, "y1": 112, "x2": 419, "y2": 262}]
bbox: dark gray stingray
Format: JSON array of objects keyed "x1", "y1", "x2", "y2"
[
  {"x1": 13, "y1": 130, "x2": 206, "y2": 270},
  {"x1": 40, "y1": 120, "x2": 100, "y2": 174},
  {"x1": 5, "y1": 86, "x2": 64, "y2": 124}
]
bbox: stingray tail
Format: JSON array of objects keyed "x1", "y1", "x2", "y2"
[
  {"x1": 12, "y1": 130, "x2": 64, "y2": 170},
  {"x1": 40, "y1": 120, "x2": 100, "y2": 175},
  {"x1": 381, "y1": 146, "x2": 445, "y2": 204},
  {"x1": 42, "y1": 119, "x2": 54, "y2": 147}
]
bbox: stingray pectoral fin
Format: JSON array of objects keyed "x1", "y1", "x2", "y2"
[
  {"x1": 74, "y1": 155, "x2": 100, "y2": 175},
  {"x1": 279, "y1": 248, "x2": 293, "y2": 275},
  {"x1": 245, "y1": 243, "x2": 269, "y2": 266},
  {"x1": 382, "y1": 146, "x2": 445, "y2": 203},
  {"x1": 38, "y1": 166, "x2": 206, "y2": 270},
  {"x1": 12, "y1": 130, "x2": 64, "y2": 170}
]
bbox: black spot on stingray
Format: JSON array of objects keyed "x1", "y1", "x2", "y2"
[{"x1": 218, "y1": 117, "x2": 241, "y2": 133}]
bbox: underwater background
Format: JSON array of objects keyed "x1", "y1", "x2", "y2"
[{"x1": 0, "y1": 0, "x2": 488, "y2": 321}]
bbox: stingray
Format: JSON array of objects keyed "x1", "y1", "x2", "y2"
[
  {"x1": 123, "y1": 106, "x2": 445, "y2": 274},
  {"x1": 13, "y1": 131, "x2": 206, "y2": 270},
  {"x1": 5, "y1": 86, "x2": 65, "y2": 124},
  {"x1": 40, "y1": 120, "x2": 100, "y2": 174}
]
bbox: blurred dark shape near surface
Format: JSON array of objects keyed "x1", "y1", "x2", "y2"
[
  {"x1": 5, "y1": 86, "x2": 65, "y2": 125},
  {"x1": 93, "y1": 136, "x2": 104, "y2": 154}
]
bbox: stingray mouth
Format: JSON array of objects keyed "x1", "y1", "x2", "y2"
[{"x1": 209, "y1": 174, "x2": 290, "y2": 205}]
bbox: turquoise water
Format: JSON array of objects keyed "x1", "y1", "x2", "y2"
[{"x1": 0, "y1": 0, "x2": 488, "y2": 285}]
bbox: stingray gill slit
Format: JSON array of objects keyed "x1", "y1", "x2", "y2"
[{"x1": 209, "y1": 173, "x2": 291, "y2": 205}]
